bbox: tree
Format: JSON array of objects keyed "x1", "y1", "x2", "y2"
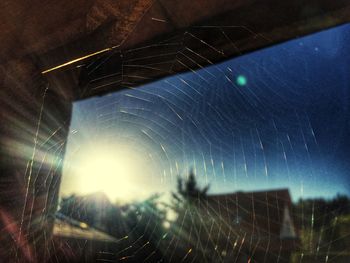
[
  {"x1": 174, "y1": 169, "x2": 209, "y2": 204},
  {"x1": 168, "y1": 170, "x2": 212, "y2": 262}
]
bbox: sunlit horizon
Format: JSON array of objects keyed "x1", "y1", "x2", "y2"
[{"x1": 60, "y1": 141, "x2": 163, "y2": 202}]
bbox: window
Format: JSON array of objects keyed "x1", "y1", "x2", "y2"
[{"x1": 58, "y1": 23, "x2": 350, "y2": 262}]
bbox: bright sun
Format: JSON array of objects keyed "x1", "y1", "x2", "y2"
[{"x1": 73, "y1": 144, "x2": 151, "y2": 202}]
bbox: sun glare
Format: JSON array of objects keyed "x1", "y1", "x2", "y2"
[{"x1": 72, "y1": 144, "x2": 151, "y2": 202}]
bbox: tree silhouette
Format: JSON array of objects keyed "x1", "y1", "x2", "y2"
[
  {"x1": 168, "y1": 170, "x2": 213, "y2": 262},
  {"x1": 174, "y1": 169, "x2": 209, "y2": 204}
]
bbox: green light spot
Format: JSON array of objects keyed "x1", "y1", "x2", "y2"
[{"x1": 236, "y1": 75, "x2": 247, "y2": 86}]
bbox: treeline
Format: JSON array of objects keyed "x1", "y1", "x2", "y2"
[
  {"x1": 58, "y1": 193, "x2": 167, "y2": 262},
  {"x1": 58, "y1": 174, "x2": 350, "y2": 262},
  {"x1": 57, "y1": 171, "x2": 211, "y2": 262}
]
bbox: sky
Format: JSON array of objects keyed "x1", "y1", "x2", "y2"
[{"x1": 60, "y1": 23, "x2": 350, "y2": 203}]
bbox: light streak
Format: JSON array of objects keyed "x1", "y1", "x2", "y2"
[{"x1": 41, "y1": 48, "x2": 112, "y2": 74}]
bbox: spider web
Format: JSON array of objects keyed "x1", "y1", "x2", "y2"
[{"x1": 11, "y1": 15, "x2": 349, "y2": 263}]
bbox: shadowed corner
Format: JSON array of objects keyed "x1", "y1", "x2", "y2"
[{"x1": 0, "y1": 208, "x2": 34, "y2": 262}]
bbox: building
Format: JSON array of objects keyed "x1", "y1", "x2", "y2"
[
  {"x1": 52, "y1": 212, "x2": 118, "y2": 262},
  {"x1": 171, "y1": 189, "x2": 299, "y2": 262}
]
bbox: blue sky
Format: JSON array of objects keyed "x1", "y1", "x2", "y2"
[{"x1": 61, "y1": 23, "x2": 350, "y2": 202}]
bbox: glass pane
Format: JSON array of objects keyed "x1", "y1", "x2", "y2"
[{"x1": 59, "y1": 23, "x2": 350, "y2": 262}]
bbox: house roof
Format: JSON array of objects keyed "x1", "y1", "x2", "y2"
[
  {"x1": 53, "y1": 213, "x2": 117, "y2": 242},
  {"x1": 77, "y1": 192, "x2": 112, "y2": 208},
  {"x1": 200, "y1": 189, "x2": 297, "y2": 249},
  {"x1": 171, "y1": 189, "x2": 299, "y2": 255}
]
